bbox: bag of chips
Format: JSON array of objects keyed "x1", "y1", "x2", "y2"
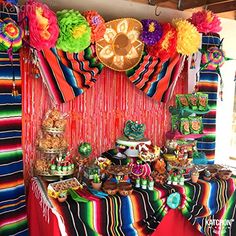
[
  {"x1": 189, "y1": 116, "x2": 203, "y2": 134},
  {"x1": 180, "y1": 118, "x2": 190, "y2": 135},
  {"x1": 187, "y1": 94, "x2": 198, "y2": 111},
  {"x1": 176, "y1": 94, "x2": 189, "y2": 108},
  {"x1": 197, "y1": 93, "x2": 208, "y2": 111}
]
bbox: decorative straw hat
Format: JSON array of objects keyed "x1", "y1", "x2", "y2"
[{"x1": 96, "y1": 18, "x2": 144, "y2": 71}]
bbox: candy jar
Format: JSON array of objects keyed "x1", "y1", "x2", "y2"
[
  {"x1": 148, "y1": 176, "x2": 154, "y2": 190},
  {"x1": 179, "y1": 175, "x2": 185, "y2": 185},
  {"x1": 141, "y1": 177, "x2": 147, "y2": 189}
]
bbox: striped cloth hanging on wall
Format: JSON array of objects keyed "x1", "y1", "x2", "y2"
[
  {"x1": 197, "y1": 34, "x2": 221, "y2": 164},
  {"x1": 0, "y1": 2, "x2": 28, "y2": 236}
]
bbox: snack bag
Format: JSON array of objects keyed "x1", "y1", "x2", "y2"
[
  {"x1": 171, "y1": 115, "x2": 179, "y2": 131},
  {"x1": 187, "y1": 94, "x2": 198, "y2": 110},
  {"x1": 197, "y1": 93, "x2": 208, "y2": 111},
  {"x1": 180, "y1": 118, "x2": 190, "y2": 135},
  {"x1": 189, "y1": 116, "x2": 203, "y2": 134},
  {"x1": 176, "y1": 94, "x2": 189, "y2": 108}
]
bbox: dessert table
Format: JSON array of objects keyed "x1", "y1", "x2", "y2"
[{"x1": 27, "y1": 176, "x2": 236, "y2": 236}]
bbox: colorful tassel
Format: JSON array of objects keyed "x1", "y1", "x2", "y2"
[
  {"x1": 190, "y1": 53, "x2": 196, "y2": 69},
  {"x1": 219, "y1": 77, "x2": 224, "y2": 101}
]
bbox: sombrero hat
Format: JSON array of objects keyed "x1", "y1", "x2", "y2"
[{"x1": 96, "y1": 18, "x2": 144, "y2": 71}]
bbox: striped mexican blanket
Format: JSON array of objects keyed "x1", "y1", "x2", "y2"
[
  {"x1": 197, "y1": 34, "x2": 221, "y2": 164},
  {"x1": 33, "y1": 177, "x2": 235, "y2": 236},
  {"x1": 0, "y1": 3, "x2": 28, "y2": 236}
]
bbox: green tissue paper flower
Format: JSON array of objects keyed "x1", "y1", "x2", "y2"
[{"x1": 56, "y1": 9, "x2": 91, "y2": 53}]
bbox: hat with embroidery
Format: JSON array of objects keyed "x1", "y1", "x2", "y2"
[{"x1": 96, "y1": 18, "x2": 144, "y2": 71}]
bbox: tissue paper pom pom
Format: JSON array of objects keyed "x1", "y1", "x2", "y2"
[
  {"x1": 140, "y1": 19, "x2": 163, "y2": 45},
  {"x1": 189, "y1": 10, "x2": 222, "y2": 34},
  {"x1": 172, "y1": 19, "x2": 200, "y2": 56},
  {"x1": 0, "y1": 18, "x2": 23, "y2": 52},
  {"x1": 147, "y1": 23, "x2": 177, "y2": 62},
  {"x1": 56, "y1": 9, "x2": 91, "y2": 53},
  {"x1": 22, "y1": 0, "x2": 59, "y2": 51},
  {"x1": 82, "y1": 10, "x2": 106, "y2": 43}
]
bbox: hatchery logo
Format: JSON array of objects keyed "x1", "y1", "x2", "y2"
[{"x1": 206, "y1": 219, "x2": 234, "y2": 234}]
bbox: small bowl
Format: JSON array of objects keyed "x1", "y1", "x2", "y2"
[
  {"x1": 207, "y1": 168, "x2": 218, "y2": 178},
  {"x1": 103, "y1": 182, "x2": 118, "y2": 195},
  {"x1": 217, "y1": 170, "x2": 232, "y2": 180},
  {"x1": 118, "y1": 182, "x2": 133, "y2": 196}
]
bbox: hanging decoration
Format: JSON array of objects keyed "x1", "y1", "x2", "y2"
[
  {"x1": 199, "y1": 43, "x2": 233, "y2": 101},
  {"x1": 189, "y1": 9, "x2": 222, "y2": 34},
  {"x1": 190, "y1": 53, "x2": 197, "y2": 69},
  {"x1": 56, "y1": 9, "x2": 91, "y2": 53},
  {"x1": 172, "y1": 19, "x2": 201, "y2": 56},
  {"x1": 82, "y1": 10, "x2": 106, "y2": 44},
  {"x1": 96, "y1": 18, "x2": 144, "y2": 71},
  {"x1": 140, "y1": 19, "x2": 163, "y2": 46},
  {"x1": 147, "y1": 23, "x2": 177, "y2": 62},
  {"x1": 0, "y1": 17, "x2": 23, "y2": 96},
  {"x1": 0, "y1": 17, "x2": 23, "y2": 51},
  {"x1": 21, "y1": 0, "x2": 59, "y2": 51}
]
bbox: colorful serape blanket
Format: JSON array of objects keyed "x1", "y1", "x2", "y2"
[
  {"x1": 0, "y1": 2, "x2": 28, "y2": 236},
  {"x1": 197, "y1": 34, "x2": 221, "y2": 164},
  {"x1": 126, "y1": 52, "x2": 185, "y2": 103},
  {"x1": 38, "y1": 45, "x2": 103, "y2": 104},
  {"x1": 32, "y1": 177, "x2": 235, "y2": 236}
]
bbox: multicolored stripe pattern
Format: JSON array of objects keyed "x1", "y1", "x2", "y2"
[
  {"x1": 195, "y1": 179, "x2": 236, "y2": 236},
  {"x1": 0, "y1": 3, "x2": 28, "y2": 235},
  {"x1": 197, "y1": 34, "x2": 221, "y2": 163},
  {"x1": 33, "y1": 177, "x2": 235, "y2": 236},
  {"x1": 38, "y1": 45, "x2": 103, "y2": 104},
  {"x1": 126, "y1": 52, "x2": 185, "y2": 102}
]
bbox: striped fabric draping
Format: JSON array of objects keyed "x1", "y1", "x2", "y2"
[
  {"x1": 196, "y1": 182, "x2": 236, "y2": 236},
  {"x1": 126, "y1": 53, "x2": 186, "y2": 103},
  {"x1": 0, "y1": 3, "x2": 28, "y2": 236},
  {"x1": 30, "y1": 177, "x2": 235, "y2": 236},
  {"x1": 38, "y1": 45, "x2": 104, "y2": 104},
  {"x1": 197, "y1": 34, "x2": 221, "y2": 164}
]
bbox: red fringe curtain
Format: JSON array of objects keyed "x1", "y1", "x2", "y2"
[{"x1": 21, "y1": 49, "x2": 187, "y2": 184}]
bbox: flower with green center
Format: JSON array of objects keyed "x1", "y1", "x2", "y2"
[{"x1": 56, "y1": 9, "x2": 91, "y2": 53}]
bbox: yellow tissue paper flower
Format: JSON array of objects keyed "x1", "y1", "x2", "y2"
[{"x1": 172, "y1": 19, "x2": 201, "y2": 56}]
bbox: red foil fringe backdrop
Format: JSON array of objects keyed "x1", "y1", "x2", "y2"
[{"x1": 21, "y1": 49, "x2": 187, "y2": 184}]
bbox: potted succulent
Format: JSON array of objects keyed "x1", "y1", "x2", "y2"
[
  {"x1": 191, "y1": 168, "x2": 199, "y2": 183},
  {"x1": 91, "y1": 174, "x2": 102, "y2": 190}
]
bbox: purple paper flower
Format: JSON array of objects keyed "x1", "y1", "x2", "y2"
[{"x1": 140, "y1": 19, "x2": 163, "y2": 46}]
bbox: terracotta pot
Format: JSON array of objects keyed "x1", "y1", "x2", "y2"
[
  {"x1": 58, "y1": 195, "x2": 67, "y2": 203},
  {"x1": 92, "y1": 182, "x2": 102, "y2": 191},
  {"x1": 191, "y1": 174, "x2": 199, "y2": 183},
  {"x1": 103, "y1": 181, "x2": 118, "y2": 195}
]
